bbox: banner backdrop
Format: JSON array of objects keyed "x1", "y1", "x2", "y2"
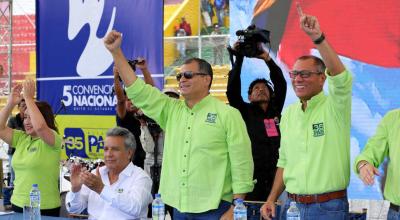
[
  {"x1": 230, "y1": 0, "x2": 400, "y2": 200},
  {"x1": 36, "y1": 0, "x2": 163, "y2": 158}
]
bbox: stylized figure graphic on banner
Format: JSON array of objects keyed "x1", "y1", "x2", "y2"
[{"x1": 68, "y1": 0, "x2": 116, "y2": 77}]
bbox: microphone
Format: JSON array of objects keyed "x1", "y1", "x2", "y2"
[
  {"x1": 55, "y1": 99, "x2": 67, "y2": 117},
  {"x1": 60, "y1": 99, "x2": 66, "y2": 111}
]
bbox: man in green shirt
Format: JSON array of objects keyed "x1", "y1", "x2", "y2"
[
  {"x1": 104, "y1": 31, "x2": 254, "y2": 219},
  {"x1": 354, "y1": 109, "x2": 400, "y2": 220},
  {"x1": 261, "y1": 7, "x2": 353, "y2": 220}
]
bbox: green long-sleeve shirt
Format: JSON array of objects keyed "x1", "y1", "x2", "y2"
[
  {"x1": 277, "y1": 69, "x2": 353, "y2": 194},
  {"x1": 126, "y1": 79, "x2": 254, "y2": 213},
  {"x1": 354, "y1": 109, "x2": 400, "y2": 206}
]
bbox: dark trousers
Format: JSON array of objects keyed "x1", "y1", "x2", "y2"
[
  {"x1": 173, "y1": 200, "x2": 231, "y2": 220},
  {"x1": 281, "y1": 197, "x2": 349, "y2": 220}
]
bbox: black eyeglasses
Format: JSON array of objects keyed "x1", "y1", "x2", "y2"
[
  {"x1": 176, "y1": 71, "x2": 209, "y2": 81},
  {"x1": 289, "y1": 70, "x2": 322, "y2": 79}
]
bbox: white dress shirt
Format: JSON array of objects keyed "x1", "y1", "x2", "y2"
[{"x1": 66, "y1": 163, "x2": 153, "y2": 220}]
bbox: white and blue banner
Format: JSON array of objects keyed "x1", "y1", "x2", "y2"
[
  {"x1": 36, "y1": 0, "x2": 163, "y2": 115},
  {"x1": 36, "y1": 0, "x2": 163, "y2": 159}
]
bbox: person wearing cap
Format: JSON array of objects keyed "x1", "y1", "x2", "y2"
[
  {"x1": 261, "y1": 7, "x2": 353, "y2": 220},
  {"x1": 354, "y1": 109, "x2": 400, "y2": 220},
  {"x1": 113, "y1": 58, "x2": 154, "y2": 169},
  {"x1": 227, "y1": 42, "x2": 287, "y2": 203},
  {"x1": 104, "y1": 31, "x2": 254, "y2": 219}
]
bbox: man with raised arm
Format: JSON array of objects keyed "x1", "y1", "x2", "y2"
[
  {"x1": 104, "y1": 31, "x2": 254, "y2": 219},
  {"x1": 261, "y1": 4, "x2": 352, "y2": 220}
]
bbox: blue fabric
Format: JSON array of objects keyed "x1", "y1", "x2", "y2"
[
  {"x1": 281, "y1": 197, "x2": 349, "y2": 220},
  {"x1": 214, "y1": 0, "x2": 225, "y2": 9},
  {"x1": 173, "y1": 200, "x2": 231, "y2": 220},
  {"x1": 349, "y1": 212, "x2": 366, "y2": 220},
  {"x1": 388, "y1": 208, "x2": 400, "y2": 220},
  {"x1": 2, "y1": 187, "x2": 13, "y2": 206}
]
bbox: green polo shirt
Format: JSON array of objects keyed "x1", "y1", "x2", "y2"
[
  {"x1": 277, "y1": 69, "x2": 352, "y2": 194},
  {"x1": 11, "y1": 129, "x2": 62, "y2": 209},
  {"x1": 126, "y1": 79, "x2": 254, "y2": 213},
  {"x1": 354, "y1": 109, "x2": 400, "y2": 206}
]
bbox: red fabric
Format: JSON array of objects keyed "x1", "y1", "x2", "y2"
[
  {"x1": 278, "y1": 1, "x2": 400, "y2": 68},
  {"x1": 180, "y1": 21, "x2": 192, "y2": 36}
]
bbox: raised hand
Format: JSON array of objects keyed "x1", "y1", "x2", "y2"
[
  {"x1": 256, "y1": 42, "x2": 271, "y2": 61},
  {"x1": 296, "y1": 2, "x2": 322, "y2": 41},
  {"x1": 8, "y1": 84, "x2": 23, "y2": 107},
  {"x1": 22, "y1": 79, "x2": 36, "y2": 100},
  {"x1": 103, "y1": 30, "x2": 122, "y2": 53},
  {"x1": 70, "y1": 163, "x2": 84, "y2": 192},
  {"x1": 80, "y1": 167, "x2": 104, "y2": 194},
  {"x1": 135, "y1": 58, "x2": 148, "y2": 71}
]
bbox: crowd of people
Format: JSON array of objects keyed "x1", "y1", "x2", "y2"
[
  {"x1": 201, "y1": 0, "x2": 228, "y2": 28},
  {"x1": 0, "y1": 5, "x2": 398, "y2": 220}
]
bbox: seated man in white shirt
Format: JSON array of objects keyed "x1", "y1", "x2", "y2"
[{"x1": 65, "y1": 126, "x2": 153, "y2": 220}]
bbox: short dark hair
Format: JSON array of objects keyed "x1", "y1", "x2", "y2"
[
  {"x1": 18, "y1": 99, "x2": 25, "y2": 107},
  {"x1": 35, "y1": 101, "x2": 58, "y2": 133},
  {"x1": 248, "y1": 78, "x2": 274, "y2": 97},
  {"x1": 184, "y1": 58, "x2": 213, "y2": 88},
  {"x1": 296, "y1": 55, "x2": 326, "y2": 73},
  {"x1": 106, "y1": 126, "x2": 137, "y2": 151}
]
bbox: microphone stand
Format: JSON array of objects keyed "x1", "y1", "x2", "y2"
[
  {"x1": 150, "y1": 131, "x2": 161, "y2": 195},
  {"x1": 54, "y1": 100, "x2": 66, "y2": 118}
]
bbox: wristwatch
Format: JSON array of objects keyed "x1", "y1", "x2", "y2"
[
  {"x1": 357, "y1": 161, "x2": 369, "y2": 172},
  {"x1": 232, "y1": 198, "x2": 240, "y2": 206},
  {"x1": 313, "y1": 33, "x2": 325, "y2": 45}
]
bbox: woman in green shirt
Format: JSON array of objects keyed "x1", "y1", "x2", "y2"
[{"x1": 0, "y1": 80, "x2": 62, "y2": 216}]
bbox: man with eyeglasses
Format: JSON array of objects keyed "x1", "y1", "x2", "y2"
[
  {"x1": 226, "y1": 44, "x2": 287, "y2": 204},
  {"x1": 104, "y1": 31, "x2": 254, "y2": 220},
  {"x1": 261, "y1": 5, "x2": 353, "y2": 220}
]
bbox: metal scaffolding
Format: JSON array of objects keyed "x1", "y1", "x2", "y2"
[{"x1": 0, "y1": 0, "x2": 12, "y2": 96}]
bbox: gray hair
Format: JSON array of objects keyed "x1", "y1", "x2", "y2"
[
  {"x1": 296, "y1": 55, "x2": 326, "y2": 73},
  {"x1": 106, "y1": 127, "x2": 136, "y2": 151}
]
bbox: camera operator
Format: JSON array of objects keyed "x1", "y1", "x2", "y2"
[
  {"x1": 113, "y1": 58, "x2": 155, "y2": 168},
  {"x1": 227, "y1": 41, "x2": 287, "y2": 202}
]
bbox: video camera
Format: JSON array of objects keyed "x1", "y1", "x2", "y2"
[
  {"x1": 232, "y1": 24, "x2": 270, "y2": 57},
  {"x1": 127, "y1": 59, "x2": 145, "y2": 71},
  {"x1": 134, "y1": 114, "x2": 162, "y2": 135}
]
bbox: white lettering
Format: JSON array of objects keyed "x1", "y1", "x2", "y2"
[{"x1": 64, "y1": 84, "x2": 116, "y2": 108}]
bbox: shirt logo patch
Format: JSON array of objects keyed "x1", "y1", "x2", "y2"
[
  {"x1": 205, "y1": 113, "x2": 217, "y2": 123},
  {"x1": 312, "y1": 123, "x2": 324, "y2": 137},
  {"x1": 28, "y1": 146, "x2": 38, "y2": 153},
  {"x1": 117, "y1": 188, "x2": 123, "y2": 193}
]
